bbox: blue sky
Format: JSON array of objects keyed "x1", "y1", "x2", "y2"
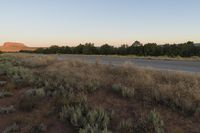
[{"x1": 0, "y1": 0, "x2": 199, "y2": 47}]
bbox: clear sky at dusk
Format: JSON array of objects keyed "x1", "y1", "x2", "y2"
[{"x1": 0, "y1": 0, "x2": 199, "y2": 47}]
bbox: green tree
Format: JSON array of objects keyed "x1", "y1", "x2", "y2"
[
  {"x1": 100, "y1": 44, "x2": 115, "y2": 55},
  {"x1": 117, "y1": 44, "x2": 128, "y2": 55},
  {"x1": 143, "y1": 43, "x2": 157, "y2": 56},
  {"x1": 82, "y1": 43, "x2": 98, "y2": 55},
  {"x1": 128, "y1": 41, "x2": 143, "y2": 55},
  {"x1": 73, "y1": 44, "x2": 84, "y2": 54}
]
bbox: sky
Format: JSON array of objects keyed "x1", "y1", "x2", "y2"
[{"x1": 0, "y1": 0, "x2": 200, "y2": 47}]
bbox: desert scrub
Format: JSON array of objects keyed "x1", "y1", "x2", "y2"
[
  {"x1": 0, "y1": 61, "x2": 35, "y2": 85},
  {"x1": 85, "y1": 107, "x2": 110, "y2": 130},
  {"x1": 0, "y1": 81, "x2": 7, "y2": 86},
  {"x1": 112, "y1": 84, "x2": 134, "y2": 98},
  {"x1": 0, "y1": 62, "x2": 13, "y2": 75},
  {"x1": 7, "y1": 66, "x2": 34, "y2": 85},
  {"x1": 58, "y1": 93, "x2": 110, "y2": 133},
  {"x1": 118, "y1": 119, "x2": 133, "y2": 133},
  {"x1": 0, "y1": 55, "x2": 13, "y2": 62},
  {"x1": 60, "y1": 105, "x2": 110, "y2": 133},
  {"x1": 79, "y1": 125, "x2": 111, "y2": 133},
  {"x1": 2, "y1": 123, "x2": 19, "y2": 133},
  {"x1": 53, "y1": 92, "x2": 87, "y2": 114},
  {"x1": 24, "y1": 88, "x2": 46, "y2": 97},
  {"x1": 0, "y1": 91, "x2": 13, "y2": 98},
  {"x1": 31, "y1": 123, "x2": 47, "y2": 133},
  {"x1": 83, "y1": 79, "x2": 100, "y2": 93},
  {"x1": 136, "y1": 110, "x2": 165, "y2": 133},
  {"x1": 0, "y1": 105, "x2": 15, "y2": 114}
]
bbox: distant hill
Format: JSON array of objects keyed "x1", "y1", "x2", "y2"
[{"x1": 0, "y1": 42, "x2": 37, "y2": 52}]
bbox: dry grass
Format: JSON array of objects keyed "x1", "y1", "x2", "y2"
[
  {"x1": 14, "y1": 54, "x2": 198, "y2": 116},
  {"x1": 1, "y1": 53, "x2": 200, "y2": 132},
  {"x1": 2, "y1": 53, "x2": 200, "y2": 115}
]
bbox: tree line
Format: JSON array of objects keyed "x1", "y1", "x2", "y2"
[{"x1": 20, "y1": 41, "x2": 200, "y2": 57}]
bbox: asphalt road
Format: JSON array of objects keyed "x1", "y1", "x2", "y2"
[{"x1": 57, "y1": 55, "x2": 200, "y2": 73}]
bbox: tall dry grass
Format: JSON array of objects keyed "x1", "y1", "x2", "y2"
[
  {"x1": 1, "y1": 53, "x2": 200, "y2": 116},
  {"x1": 43, "y1": 58, "x2": 200, "y2": 116}
]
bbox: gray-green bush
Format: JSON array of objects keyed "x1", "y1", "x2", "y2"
[
  {"x1": 58, "y1": 92, "x2": 110, "y2": 132},
  {"x1": 60, "y1": 105, "x2": 110, "y2": 133}
]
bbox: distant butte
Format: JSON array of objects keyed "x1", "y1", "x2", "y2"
[{"x1": 0, "y1": 42, "x2": 36, "y2": 52}]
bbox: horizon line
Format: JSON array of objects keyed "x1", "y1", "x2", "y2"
[{"x1": 1, "y1": 41, "x2": 200, "y2": 48}]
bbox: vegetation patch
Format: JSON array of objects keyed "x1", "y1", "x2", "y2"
[
  {"x1": 31, "y1": 123, "x2": 47, "y2": 133},
  {"x1": 0, "y1": 105, "x2": 15, "y2": 114},
  {"x1": 112, "y1": 84, "x2": 134, "y2": 98},
  {"x1": 135, "y1": 110, "x2": 165, "y2": 133},
  {"x1": 0, "y1": 91, "x2": 13, "y2": 98},
  {"x1": 2, "y1": 123, "x2": 19, "y2": 133},
  {"x1": 0, "y1": 54, "x2": 200, "y2": 132},
  {"x1": 0, "y1": 81, "x2": 7, "y2": 86},
  {"x1": 57, "y1": 92, "x2": 110, "y2": 132},
  {"x1": 118, "y1": 119, "x2": 133, "y2": 133}
]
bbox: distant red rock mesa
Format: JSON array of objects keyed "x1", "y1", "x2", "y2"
[{"x1": 0, "y1": 42, "x2": 36, "y2": 52}]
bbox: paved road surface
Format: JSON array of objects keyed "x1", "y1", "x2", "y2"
[{"x1": 57, "y1": 55, "x2": 200, "y2": 73}]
